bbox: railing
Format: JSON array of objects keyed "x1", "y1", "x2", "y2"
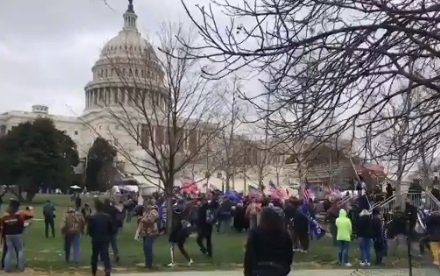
[
  {"x1": 425, "y1": 190, "x2": 440, "y2": 212},
  {"x1": 372, "y1": 194, "x2": 399, "y2": 214},
  {"x1": 372, "y1": 191, "x2": 440, "y2": 214},
  {"x1": 337, "y1": 193, "x2": 357, "y2": 208},
  {"x1": 369, "y1": 194, "x2": 396, "y2": 212}
]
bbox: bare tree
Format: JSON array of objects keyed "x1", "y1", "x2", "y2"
[
  {"x1": 93, "y1": 23, "x2": 223, "y2": 230},
  {"x1": 181, "y1": 0, "x2": 440, "y2": 169}
]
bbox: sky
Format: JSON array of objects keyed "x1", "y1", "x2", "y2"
[{"x1": 0, "y1": 0, "x2": 208, "y2": 117}]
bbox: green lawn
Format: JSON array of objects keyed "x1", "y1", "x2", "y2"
[{"x1": 3, "y1": 194, "x2": 421, "y2": 273}]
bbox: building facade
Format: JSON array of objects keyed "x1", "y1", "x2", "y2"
[{"x1": 0, "y1": 1, "x2": 290, "y2": 192}]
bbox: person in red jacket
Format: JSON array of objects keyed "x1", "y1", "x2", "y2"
[{"x1": 0, "y1": 199, "x2": 33, "y2": 272}]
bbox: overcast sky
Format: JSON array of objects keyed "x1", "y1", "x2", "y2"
[{"x1": 0, "y1": 0, "x2": 210, "y2": 116}]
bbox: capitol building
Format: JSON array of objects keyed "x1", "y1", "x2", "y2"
[
  {"x1": 0, "y1": 1, "x2": 293, "y2": 193},
  {"x1": 0, "y1": 2, "x2": 169, "y2": 187}
]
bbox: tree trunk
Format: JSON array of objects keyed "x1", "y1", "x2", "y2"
[
  {"x1": 165, "y1": 179, "x2": 174, "y2": 233},
  {"x1": 25, "y1": 192, "x2": 35, "y2": 203}
]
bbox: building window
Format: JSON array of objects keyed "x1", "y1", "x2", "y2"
[{"x1": 74, "y1": 131, "x2": 78, "y2": 135}]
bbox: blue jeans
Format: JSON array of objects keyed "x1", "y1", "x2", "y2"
[
  {"x1": 64, "y1": 233, "x2": 80, "y2": 263},
  {"x1": 358, "y1": 238, "x2": 372, "y2": 263},
  {"x1": 4, "y1": 234, "x2": 24, "y2": 272},
  {"x1": 143, "y1": 236, "x2": 155, "y2": 268},
  {"x1": 337, "y1": 240, "x2": 350, "y2": 264}
]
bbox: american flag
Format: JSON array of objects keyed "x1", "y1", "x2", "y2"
[
  {"x1": 303, "y1": 187, "x2": 311, "y2": 203},
  {"x1": 248, "y1": 185, "x2": 263, "y2": 198}
]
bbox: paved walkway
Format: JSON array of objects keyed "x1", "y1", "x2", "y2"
[{"x1": 113, "y1": 268, "x2": 438, "y2": 276}]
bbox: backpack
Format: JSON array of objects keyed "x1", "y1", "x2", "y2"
[
  {"x1": 181, "y1": 219, "x2": 192, "y2": 236},
  {"x1": 206, "y1": 209, "x2": 216, "y2": 224}
]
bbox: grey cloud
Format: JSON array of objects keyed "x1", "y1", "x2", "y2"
[{"x1": 0, "y1": 0, "x2": 244, "y2": 116}]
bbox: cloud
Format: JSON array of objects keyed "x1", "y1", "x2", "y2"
[{"x1": 0, "y1": 0, "x2": 204, "y2": 116}]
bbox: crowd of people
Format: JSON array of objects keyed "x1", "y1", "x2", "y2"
[{"x1": 0, "y1": 182, "x2": 439, "y2": 275}]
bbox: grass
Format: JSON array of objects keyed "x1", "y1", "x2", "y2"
[{"x1": 2, "y1": 194, "x2": 423, "y2": 273}]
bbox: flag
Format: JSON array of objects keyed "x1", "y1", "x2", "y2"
[
  {"x1": 248, "y1": 185, "x2": 262, "y2": 198},
  {"x1": 303, "y1": 188, "x2": 311, "y2": 204},
  {"x1": 269, "y1": 180, "x2": 276, "y2": 188}
]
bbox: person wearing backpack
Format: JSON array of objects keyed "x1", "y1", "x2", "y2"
[
  {"x1": 196, "y1": 198, "x2": 215, "y2": 257},
  {"x1": 61, "y1": 207, "x2": 85, "y2": 264},
  {"x1": 168, "y1": 200, "x2": 193, "y2": 267}
]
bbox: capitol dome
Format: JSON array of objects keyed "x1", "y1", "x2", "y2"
[{"x1": 84, "y1": 0, "x2": 165, "y2": 113}]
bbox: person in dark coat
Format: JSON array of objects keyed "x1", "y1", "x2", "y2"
[
  {"x1": 168, "y1": 201, "x2": 193, "y2": 267},
  {"x1": 293, "y1": 204, "x2": 310, "y2": 252},
  {"x1": 385, "y1": 184, "x2": 394, "y2": 199},
  {"x1": 196, "y1": 199, "x2": 214, "y2": 257},
  {"x1": 233, "y1": 202, "x2": 246, "y2": 232},
  {"x1": 244, "y1": 207, "x2": 293, "y2": 276},
  {"x1": 357, "y1": 209, "x2": 373, "y2": 266},
  {"x1": 88, "y1": 199, "x2": 115, "y2": 276},
  {"x1": 371, "y1": 208, "x2": 385, "y2": 265},
  {"x1": 103, "y1": 199, "x2": 120, "y2": 263},
  {"x1": 426, "y1": 211, "x2": 440, "y2": 265}
]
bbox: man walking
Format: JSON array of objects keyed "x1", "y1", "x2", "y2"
[
  {"x1": 88, "y1": 199, "x2": 115, "y2": 276},
  {"x1": 43, "y1": 200, "x2": 55, "y2": 238},
  {"x1": 104, "y1": 199, "x2": 120, "y2": 263},
  {"x1": 61, "y1": 207, "x2": 85, "y2": 264},
  {"x1": 137, "y1": 201, "x2": 159, "y2": 268},
  {"x1": 196, "y1": 198, "x2": 214, "y2": 257}
]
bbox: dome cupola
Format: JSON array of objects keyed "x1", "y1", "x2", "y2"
[{"x1": 84, "y1": 0, "x2": 166, "y2": 113}]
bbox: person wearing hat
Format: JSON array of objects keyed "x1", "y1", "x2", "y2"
[
  {"x1": 1, "y1": 198, "x2": 33, "y2": 272},
  {"x1": 61, "y1": 207, "x2": 85, "y2": 264},
  {"x1": 137, "y1": 201, "x2": 159, "y2": 269},
  {"x1": 168, "y1": 200, "x2": 193, "y2": 267},
  {"x1": 371, "y1": 208, "x2": 385, "y2": 265}
]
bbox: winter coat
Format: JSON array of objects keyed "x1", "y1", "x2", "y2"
[
  {"x1": 426, "y1": 213, "x2": 440, "y2": 242},
  {"x1": 335, "y1": 209, "x2": 352, "y2": 242}
]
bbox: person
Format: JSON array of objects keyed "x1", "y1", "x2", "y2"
[
  {"x1": 124, "y1": 197, "x2": 136, "y2": 223},
  {"x1": 371, "y1": 208, "x2": 385, "y2": 265},
  {"x1": 217, "y1": 198, "x2": 233, "y2": 233},
  {"x1": 43, "y1": 200, "x2": 56, "y2": 238},
  {"x1": 61, "y1": 207, "x2": 85, "y2": 264},
  {"x1": 196, "y1": 198, "x2": 214, "y2": 257},
  {"x1": 293, "y1": 203, "x2": 310, "y2": 252},
  {"x1": 335, "y1": 209, "x2": 352, "y2": 267},
  {"x1": 1, "y1": 199, "x2": 33, "y2": 272},
  {"x1": 88, "y1": 199, "x2": 115, "y2": 276},
  {"x1": 385, "y1": 183, "x2": 394, "y2": 199},
  {"x1": 233, "y1": 202, "x2": 246, "y2": 232},
  {"x1": 244, "y1": 207, "x2": 293, "y2": 276},
  {"x1": 326, "y1": 202, "x2": 340, "y2": 246},
  {"x1": 168, "y1": 200, "x2": 193, "y2": 267},
  {"x1": 246, "y1": 198, "x2": 261, "y2": 230},
  {"x1": 103, "y1": 199, "x2": 120, "y2": 263},
  {"x1": 426, "y1": 211, "x2": 440, "y2": 266},
  {"x1": 356, "y1": 176, "x2": 366, "y2": 196},
  {"x1": 75, "y1": 195, "x2": 82, "y2": 211},
  {"x1": 357, "y1": 209, "x2": 373, "y2": 266},
  {"x1": 137, "y1": 201, "x2": 159, "y2": 269},
  {"x1": 81, "y1": 203, "x2": 92, "y2": 220}
]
